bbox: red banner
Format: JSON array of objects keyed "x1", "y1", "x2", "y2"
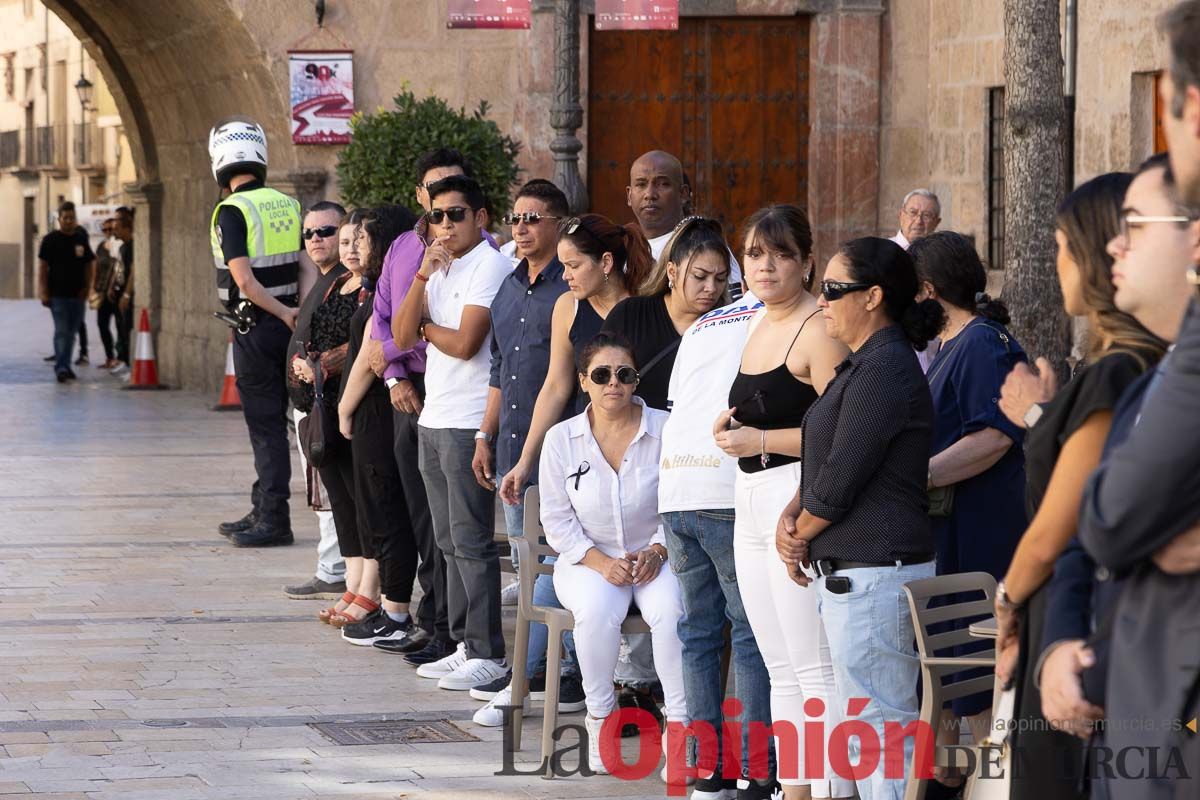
[
  {"x1": 448, "y1": 0, "x2": 531, "y2": 29},
  {"x1": 594, "y1": 0, "x2": 679, "y2": 30}
]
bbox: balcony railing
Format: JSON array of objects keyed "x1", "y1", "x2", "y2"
[
  {"x1": 35, "y1": 124, "x2": 67, "y2": 170},
  {"x1": 74, "y1": 122, "x2": 104, "y2": 169},
  {"x1": 0, "y1": 130, "x2": 19, "y2": 169}
]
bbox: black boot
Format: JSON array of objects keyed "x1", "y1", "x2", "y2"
[
  {"x1": 218, "y1": 510, "x2": 259, "y2": 538},
  {"x1": 231, "y1": 518, "x2": 294, "y2": 548}
]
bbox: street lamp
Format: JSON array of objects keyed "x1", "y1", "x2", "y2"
[{"x1": 75, "y1": 74, "x2": 93, "y2": 166}]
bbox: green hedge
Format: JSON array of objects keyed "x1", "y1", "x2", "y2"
[{"x1": 336, "y1": 90, "x2": 521, "y2": 219}]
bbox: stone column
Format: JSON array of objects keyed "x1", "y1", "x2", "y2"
[
  {"x1": 550, "y1": 0, "x2": 588, "y2": 213},
  {"x1": 807, "y1": 1, "x2": 884, "y2": 274},
  {"x1": 275, "y1": 169, "x2": 329, "y2": 210},
  {"x1": 122, "y1": 180, "x2": 163, "y2": 336}
]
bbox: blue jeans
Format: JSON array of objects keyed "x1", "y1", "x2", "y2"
[
  {"x1": 663, "y1": 510, "x2": 774, "y2": 779},
  {"x1": 504, "y1": 499, "x2": 576, "y2": 678},
  {"x1": 816, "y1": 560, "x2": 936, "y2": 800},
  {"x1": 50, "y1": 297, "x2": 86, "y2": 375}
]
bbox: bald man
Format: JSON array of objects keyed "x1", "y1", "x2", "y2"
[{"x1": 626, "y1": 150, "x2": 743, "y2": 296}]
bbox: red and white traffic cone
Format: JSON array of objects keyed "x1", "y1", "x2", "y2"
[
  {"x1": 212, "y1": 335, "x2": 241, "y2": 411},
  {"x1": 123, "y1": 308, "x2": 165, "y2": 390}
]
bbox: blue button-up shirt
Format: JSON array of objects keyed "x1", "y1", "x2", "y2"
[{"x1": 488, "y1": 257, "x2": 569, "y2": 479}]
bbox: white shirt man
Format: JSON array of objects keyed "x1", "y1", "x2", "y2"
[{"x1": 890, "y1": 188, "x2": 942, "y2": 250}]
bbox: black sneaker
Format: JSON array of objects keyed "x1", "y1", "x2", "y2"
[
  {"x1": 75, "y1": 354, "x2": 89, "y2": 366},
  {"x1": 617, "y1": 686, "x2": 664, "y2": 737},
  {"x1": 373, "y1": 625, "x2": 431, "y2": 655},
  {"x1": 283, "y1": 576, "x2": 347, "y2": 600},
  {"x1": 469, "y1": 671, "x2": 514, "y2": 701},
  {"x1": 231, "y1": 520, "x2": 294, "y2": 548},
  {"x1": 736, "y1": 778, "x2": 783, "y2": 800},
  {"x1": 56, "y1": 370, "x2": 69, "y2": 383},
  {"x1": 44, "y1": 354, "x2": 56, "y2": 362},
  {"x1": 691, "y1": 774, "x2": 737, "y2": 800},
  {"x1": 341, "y1": 610, "x2": 406, "y2": 646},
  {"x1": 557, "y1": 674, "x2": 586, "y2": 713},
  {"x1": 218, "y1": 510, "x2": 258, "y2": 538},
  {"x1": 403, "y1": 638, "x2": 457, "y2": 667},
  {"x1": 65, "y1": 369, "x2": 77, "y2": 380}
]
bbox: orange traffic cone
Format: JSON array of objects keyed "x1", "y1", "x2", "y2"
[
  {"x1": 123, "y1": 308, "x2": 166, "y2": 390},
  {"x1": 212, "y1": 335, "x2": 241, "y2": 411}
]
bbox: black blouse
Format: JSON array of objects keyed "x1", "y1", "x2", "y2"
[
  {"x1": 600, "y1": 295, "x2": 679, "y2": 411},
  {"x1": 1023, "y1": 350, "x2": 1156, "y2": 517}
]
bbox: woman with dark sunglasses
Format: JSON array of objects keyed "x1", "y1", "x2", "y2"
[
  {"x1": 775, "y1": 237, "x2": 944, "y2": 800},
  {"x1": 713, "y1": 205, "x2": 852, "y2": 800},
  {"x1": 537, "y1": 332, "x2": 687, "y2": 780}
]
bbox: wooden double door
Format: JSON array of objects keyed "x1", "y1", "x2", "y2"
[{"x1": 587, "y1": 16, "x2": 811, "y2": 245}]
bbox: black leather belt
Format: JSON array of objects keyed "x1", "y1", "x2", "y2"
[{"x1": 813, "y1": 556, "x2": 933, "y2": 577}]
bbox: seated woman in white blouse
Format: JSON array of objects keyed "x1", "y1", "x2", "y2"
[{"x1": 538, "y1": 332, "x2": 686, "y2": 776}]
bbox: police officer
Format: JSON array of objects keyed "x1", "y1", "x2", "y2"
[{"x1": 208, "y1": 116, "x2": 301, "y2": 547}]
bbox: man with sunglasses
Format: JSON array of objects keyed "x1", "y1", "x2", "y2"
[
  {"x1": 280, "y1": 201, "x2": 350, "y2": 601},
  {"x1": 392, "y1": 174, "x2": 513, "y2": 691},
  {"x1": 469, "y1": 179, "x2": 587, "y2": 724}
]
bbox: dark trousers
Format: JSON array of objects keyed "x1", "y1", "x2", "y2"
[
  {"x1": 114, "y1": 301, "x2": 133, "y2": 365},
  {"x1": 77, "y1": 319, "x2": 88, "y2": 357},
  {"x1": 232, "y1": 314, "x2": 291, "y2": 525},
  {"x1": 96, "y1": 300, "x2": 117, "y2": 361},
  {"x1": 392, "y1": 376, "x2": 448, "y2": 640},
  {"x1": 352, "y1": 390, "x2": 419, "y2": 601},
  {"x1": 317, "y1": 433, "x2": 361, "y2": 558}
]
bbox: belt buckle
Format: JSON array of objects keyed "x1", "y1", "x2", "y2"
[{"x1": 815, "y1": 559, "x2": 835, "y2": 578}]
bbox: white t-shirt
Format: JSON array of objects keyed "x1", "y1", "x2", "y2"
[
  {"x1": 647, "y1": 229, "x2": 744, "y2": 295},
  {"x1": 499, "y1": 238, "x2": 520, "y2": 266},
  {"x1": 658, "y1": 292, "x2": 764, "y2": 513},
  {"x1": 419, "y1": 238, "x2": 513, "y2": 430}
]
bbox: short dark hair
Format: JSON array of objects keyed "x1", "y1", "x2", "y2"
[
  {"x1": 1160, "y1": 1, "x2": 1200, "y2": 116},
  {"x1": 306, "y1": 200, "x2": 347, "y2": 218},
  {"x1": 1136, "y1": 152, "x2": 1176, "y2": 187},
  {"x1": 415, "y1": 148, "x2": 472, "y2": 186},
  {"x1": 514, "y1": 179, "x2": 569, "y2": 217},
  {"x1": 838, "y1": 237, "x2": 945, "y2": 350},
  {"x1": 428, "y1": 175, "x2": 486, "y2": 211},
  {"x1": 58, "y1": 200, "x2": 76, "y2": 214},
  {"x1": 575, "y1": 331, "x2": 638, "y2": 375}
]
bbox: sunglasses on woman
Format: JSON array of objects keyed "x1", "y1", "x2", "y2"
[
  {"x1": 426, "y1": 207, "x2": 471, "y2": 225},
  {"x1": 302, "y1": 225, "x2": 338, "y2": 241},
  {"x1": 820, "y1": 280, "x2": 873, "y2": 301},
  {"x1": 502, "y1": 211, "x2": 561, "y2": 226},
  {"x1": 588, "y1": 365, "x2": 639, "y2": 386}
]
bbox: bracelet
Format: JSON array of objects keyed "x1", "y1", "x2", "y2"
[
  {"x1": 413, "y1": 271, "x2": 429, "y2": 282},
  {"x1": 760, "y1": 428, "x2": 770, "y2": 469}
]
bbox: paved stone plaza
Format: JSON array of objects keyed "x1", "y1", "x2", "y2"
[{"x1": 0, "y1": 300, "x2": 665, "y2": 799}]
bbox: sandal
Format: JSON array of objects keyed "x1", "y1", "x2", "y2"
[
  {"x1": 329, "y1": 595, "x2": 380, "y2": 628},
  {"x1": 320, "y1": 591, "x2": 357, "y2": 624}
]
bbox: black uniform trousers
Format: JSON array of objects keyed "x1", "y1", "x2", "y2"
[
  {"x1": 392, "y1": 375, "x2": 450, "y2": 642},
  {"x1": 232, "y1": 314, "x2": 292, "y2": 525}
]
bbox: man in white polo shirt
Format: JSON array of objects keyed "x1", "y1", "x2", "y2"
[{"x1": 392, "y1": 174, "x2": 512, "y2": 692}]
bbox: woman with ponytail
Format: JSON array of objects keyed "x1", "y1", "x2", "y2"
[{"x1": 498, "y1": 213, "x2": 650, "y2": 505}]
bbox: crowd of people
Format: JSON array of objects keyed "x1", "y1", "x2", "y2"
[
  {"x1": 198, "y1": 4, "x2": 1200, "y2": 800},
  {"x1": 38, "y1": 202, "x2": 136, "y2": 382}
]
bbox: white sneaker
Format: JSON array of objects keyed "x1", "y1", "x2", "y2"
[
  {"x1": 438, "y1": 656, "x2": 510, "y2": 691},
  {"x1": 415, "y1": 642, "x2": 467, "y2": 679},
  {"x1": 584, "y1": 714, "x2": 609, "y2": 775},
  {"x1": 110, "y1": 363, "x2": 129, "y2": 376},
  {"x1": 662, "y1": 722, "x2": 695, "y2": 785},
  {"x1": 472, "y1": 683, "x2": 530, "y2": 727},
  {"x1": 500, "y1": 579, "x2": 520, "y2": 606}
]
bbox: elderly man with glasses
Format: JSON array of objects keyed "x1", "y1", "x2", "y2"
[{"x1": 890, "y1": 188, "x2": 942, "y2": 250}]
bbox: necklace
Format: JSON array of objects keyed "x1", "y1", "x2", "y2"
[{"x1": 938, "y1": 314, "x2": 975, "y2": 351}]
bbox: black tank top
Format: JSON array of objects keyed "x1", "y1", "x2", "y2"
[
  {"x1": 568, "y1": 298, "x2": 605, "y2": 414},
  {"x1": 728, "y1": 310, "x2": 820, "y2": 474}
]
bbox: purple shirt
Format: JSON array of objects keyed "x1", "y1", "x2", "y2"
[{"x1": 370, "y1": 228, "x2": 500, "y2": 381}]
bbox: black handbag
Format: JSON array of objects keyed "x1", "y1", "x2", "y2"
[{"x1": 298, "y1": 357, "x2": 339, "y2": 468}]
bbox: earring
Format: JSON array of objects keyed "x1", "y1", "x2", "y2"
[
  {"x1": 668, "y1": 279, "x2": 674, "y2": 289},
  {"x1": 604, "y1": 271, "x2": 609, "y2": 284},
  {"x1": 805, "y1": 269, "x2": 813, "y2": 284}
]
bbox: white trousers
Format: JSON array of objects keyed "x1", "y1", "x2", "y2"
[
  {"x1": 733, "y1": 463, "x2": 853, "y2": 797},
  {"x1": 292, "y1": 407, "x2": 345, "y2": 583},
  {"x1": 553, "y1": 557, "x2": 688, "y2": 722}
]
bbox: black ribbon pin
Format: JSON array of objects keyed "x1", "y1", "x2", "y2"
[{"x1": 568, "y1": 460, "x2": 590, "y2": 490}]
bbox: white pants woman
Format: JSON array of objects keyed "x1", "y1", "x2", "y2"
[
  {"x1": 554, "y1": 558, "x2": 687, "y2": 723},
  {"x1": 733, "y1": 462, "x2": 853, "y2": 798}
]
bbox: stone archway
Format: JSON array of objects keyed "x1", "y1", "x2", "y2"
[{"x1": 43, "y1": 0, "x2": 319, "y2": 392}]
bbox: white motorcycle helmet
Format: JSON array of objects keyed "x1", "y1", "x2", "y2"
[{"x1": 208, "y1": 117, "x2": 268, "y2": 188}]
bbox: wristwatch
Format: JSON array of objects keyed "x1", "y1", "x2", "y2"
[
  {"x1": 996, "y1": 580, "x2": 1021, "y2": 611},
  {"x1": 1023, "y1": 402, "x2": 1045, "y2": 429},
  {"x1": 384, "y1": 378, "x2": 399, "y2": 389},
  {"x1": 474, "y1": 430, "x2": 493, "y2": 443},
  {"x1": 418, "y1": 321, "x2": 429, "y2": 342}
]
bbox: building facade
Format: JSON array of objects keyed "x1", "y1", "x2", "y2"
[
  {"x1": 15, "y1": 0, "x2": 1178, "y2": 391},
  {"x1": 0, "y1": 0, "x2": 134, "y2": 298}
]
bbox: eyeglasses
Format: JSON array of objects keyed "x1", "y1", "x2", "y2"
[
  {"x1": 904, "y1": 209, "x2": 939, "y2": 222},
  {"x1": 588, "y1": 365, "x2": 639, "y2": 386},
  {"x1": 427, "y1": 207, "x2": 471, "y2": 225},
  {"x1": 820, "y1": 280, "x2": 873, "y2": 301},
  {"x1": 1118, "y1": 212, "x2": 1196, "y2": 243},
  {"x1": 302, "y1": 225, "x2": 338, "y2": 241},
  {"x1": 502, "y1": 211, "x2": 561, "y2": 226}
]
